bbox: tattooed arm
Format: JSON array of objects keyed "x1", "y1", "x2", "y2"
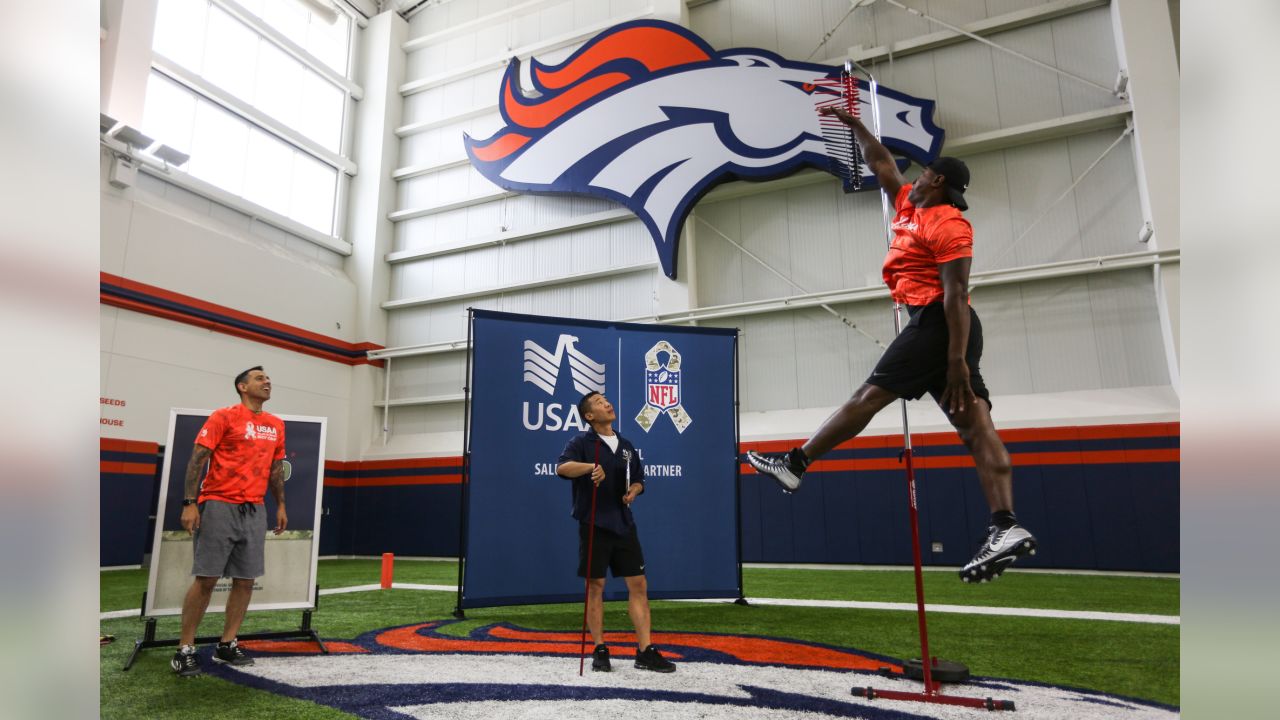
[
  {"x1": 180, "y1": 445, "x2": 213, "y2": 534},
  {"x1": 270, "y1": 459, "x2": 288, "y2": 534}
]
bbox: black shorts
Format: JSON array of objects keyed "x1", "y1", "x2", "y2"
[
  {"x1": 865, "y1": 302, "x2": 992, "y2": 408},
  {"x1": 578, "y1": 523, "x2": 645, "y2": 579}
]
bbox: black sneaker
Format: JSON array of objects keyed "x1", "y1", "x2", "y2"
[
  {"x1": 960, "y1": 524, "x2": 1037, "y2": 583},
  {"x1": 745, "y1": 449, "x2": 807, "y2": 493},
  {"x1": 591, "y1": 644, "x2": 611, "y2": 672},
  {"x1": 212, "y1": 639, "x2": 255, "y2": 667},
  {"x1": 634, "y1": 645, "x2": 676, "y2": 673},
  {"x1": 171, "y1": 646, "x2": 202, "y2": 677}
]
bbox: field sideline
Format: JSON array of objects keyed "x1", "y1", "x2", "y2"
[{"x1": 100, "y1": 560, "x2": 1179, "y2": 718}]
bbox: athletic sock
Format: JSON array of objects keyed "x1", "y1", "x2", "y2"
[
  {"x1": 788, "y1": 447, "x2": 810, "y2": 473},
  {"x1": 990, "y1": 510, "x2": 1017, "y2": 530},
  {"x1": 180, "y1": 644, "x2": 195, "y2": 655}
]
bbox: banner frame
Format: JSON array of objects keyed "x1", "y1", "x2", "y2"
[
  {"x1": 455, "y1": 308, "x2": 743, "y2": 610},
  {"x1": 142, "y1": 407, "x2": 327, "y2": 618}
]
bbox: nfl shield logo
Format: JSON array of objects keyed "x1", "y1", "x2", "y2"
[{"x1": 646, "y1": 369, "x2": 680, "y2": 410}]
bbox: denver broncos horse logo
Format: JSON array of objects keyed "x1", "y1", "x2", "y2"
[
  {"x1": 212, "y1": 621, "x2": 1180, "y2": 719},
  {"x1": 463, "y1": 20, "x2": 945, "y2": 279}
]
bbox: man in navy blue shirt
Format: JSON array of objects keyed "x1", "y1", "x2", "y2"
[{"x1": 557, "y1": 391, "x2": 676, "y2": 673}]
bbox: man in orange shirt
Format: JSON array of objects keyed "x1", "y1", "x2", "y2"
[
  {"x1": 748, "y1": 106, "x2": 1036, "y2": 584},
  {"x1": 171, "y1": 366, "x2": 288, "y2": 677}
]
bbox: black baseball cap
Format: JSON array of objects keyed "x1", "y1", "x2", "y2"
[{"x1": 927, "y1": 156, "x2": 970, "y2": 211}]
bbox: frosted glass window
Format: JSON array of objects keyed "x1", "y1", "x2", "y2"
[
  {"x1": 152, "y1": 0, "x2": 207, "y2": 72},
  {"x1": 140, "y1": 71, "x2": 337, "y2": 235},
  {"x1": 243, "y1": 127, "x2": 294, "y2": 216},
  {"x1": 290, "y1": 152, "x2": 337, "y2": 234},
  {"x1": 254, "y1": 41, "x2": 304, "y2": 132},
  {"x1": 238, "y1": 0, "x2": 351, "y2": 74},
  {"x1": 141, "y1": 73, "x2": 196, "y2": 154},
  {"x1": 189, "y1": 100, "x2": 249, "y2": 196},
  {"x1": 296, "y1": 69, "x2": 344, "y2": 151},
  {"x1": 202, "y1": 6, "x2": 258, "y2": 103},
  {"x1": 152, "y1": 1, "x2": 348, "y2": 151}
]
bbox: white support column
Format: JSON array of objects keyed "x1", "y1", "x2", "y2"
[
  {"x1": 100, "y1": 0, "x2": 159, "y2": 125},
  {"x1": 654, "y1": 218, "x2": 698, "y2": 320},
  {"x1": 345, "y1": 9, "x2": 408, "y2": 454},
  {"x1": 1111, "y1": 0, "x2": 1180, "y2": 392}
]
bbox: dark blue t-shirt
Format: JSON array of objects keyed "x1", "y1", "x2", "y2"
[{"x1": 556, "y1": 429, "x2": 645, "y2": 536}]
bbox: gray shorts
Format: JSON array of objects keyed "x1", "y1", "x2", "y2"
[{"x1": 192, "y1": 499, "x2": 266, "y2": 579}]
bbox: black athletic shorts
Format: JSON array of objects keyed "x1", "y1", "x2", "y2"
[
  {"x1": 577, "y1": 523, "x2": 645, "y2": 579},
  {"x1": 865, "y1": 302, "x2": 992, "y2": 408}
]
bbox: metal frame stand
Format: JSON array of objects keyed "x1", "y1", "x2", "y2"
[
  {"x1": 452, "y1": 308, "x2": 476, "y2": 621},
  {"x1": 847, "y1": 60, "x2": 1014, "y2": 712},
  {"x1": 122, "y1": 587, "x2": 327, "y2": 671}
]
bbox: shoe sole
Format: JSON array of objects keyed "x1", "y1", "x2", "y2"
[
  {"x1": 212, "y1": 656, "x2": 255, "y2": 667},
  {"x1": 171, "y1": 662, "x2": 202, "y2": 678},
  {"x1": 745, "y1": 452, "x2": 802, "y2": 493},
  {"x1": 959, "y1": 539, "x2": 1037, "y2": 583},
  {"x1": 634, "y1": 664, "x2": 677, "y2": 673}
]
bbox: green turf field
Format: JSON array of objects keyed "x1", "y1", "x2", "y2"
[{"x1": 99, "y1": 560, "x2": 1179, "y2": 718}]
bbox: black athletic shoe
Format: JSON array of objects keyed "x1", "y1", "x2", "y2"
[
  {"x1": 171, "y1": 646, "x2": 202, "y2": 677},
  {"x1": 591, "y1": 644, "x2": 611, "y2": 672},
  {"x1": 634, "y1": 645, "x2": 676, "y2": 673},
  {"x1": 960, "y1": 524, "x2": 1037, "y2": 583},
  {"x1": 745, "y1": 449, "x2": 806, "y2": 493},
  {"x1": 213, "y1": 639, "x2": 255, "y2": 667}
]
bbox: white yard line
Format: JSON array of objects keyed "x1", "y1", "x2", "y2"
[
  {"x1": 742, "y1": 563, "x2": 1180, "y2": 579},
  {"x1": 669, "y1": 597, "x2": 1179, "y2": 625},
  {"x1": 101, "y1": 583, "x2": 1177, "y2": 625}
]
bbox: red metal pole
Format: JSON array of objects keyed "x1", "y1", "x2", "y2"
[
  {"x1": 901, "y1": 446, "x2": 935, "y2": 694},
  {"x1": 578, "y1": 439, "x2": 602, "y2": 676}
]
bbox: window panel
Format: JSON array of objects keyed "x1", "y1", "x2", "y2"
[
  {"x1": 297, "y1": 69, "x2": 345, "y2": 150},
  {"x1": 189, "y1": 100, "x2": 250, "y2": 195},
  {"x1": 260, "y1": 0, "x2": 310, "y2": 46},
  {"x1": 202, "y1": 6, "x2": 258, "y2": 102},
  {"x1": 144, "y1": 0, "x2": 350, "y2": 239},
  {"x1": 305, "y1": 9, "x2": 351, "y2": 74},
  {"x1": 289, "y1": 152, "x2": 337, "y2": 234},
  {"x1": 152, "y1": 0, "x2": 208, "y2": 72},
  {"x1": 253, "y1": 41, "x2": 304, "y2": 133},
  {"x1": 141, "y1": 73, "x2": 196, "y2": 154},
  {"x1": 243, "y1": 127, "x2": 294, "y2": 216}
]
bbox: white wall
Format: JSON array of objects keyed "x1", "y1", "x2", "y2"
[
  {"x1": 102, "y1": 0, "x2": 1179, "y2": 459},
  {"x1": 100, "y1": 151, "x2": 360, "y2": 456},
  {"x1": 372, "y1": 0, "x2": 1178, "y2": 450}
]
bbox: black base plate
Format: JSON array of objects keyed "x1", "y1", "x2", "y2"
[{"x1": 902, "y1": 657, "x2": 970, "y2": 684}]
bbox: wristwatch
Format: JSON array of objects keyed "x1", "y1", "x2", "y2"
[{"x1": 182, "y1": 498, "x2": 198, "y2": 506}]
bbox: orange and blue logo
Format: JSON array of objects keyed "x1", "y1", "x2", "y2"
[
  {"x1": 464, "y1": 20, "x2": 945, "y2": 279},
  {"x1": 209, "y1": 621, "x2": 1178, "y2": 718}
]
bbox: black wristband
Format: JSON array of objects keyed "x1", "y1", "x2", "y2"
[{"x1": 182, "y1": 498, "x2": 198, "y2": 506}]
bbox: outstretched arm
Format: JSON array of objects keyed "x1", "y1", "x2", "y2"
[{"x1": 819, "y1": 106, "x2": 907, "y2": 197}]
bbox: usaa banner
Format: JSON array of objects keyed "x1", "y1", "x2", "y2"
[
  {"x1": 464, "y1": 19, "x2": 943, "y2": 279},
  {"x1": 464, "y1": 309, "x2": 739, "y2": 607}
]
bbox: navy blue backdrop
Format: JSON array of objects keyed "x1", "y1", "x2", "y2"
[{"x1": 462, "y1": 309, "x2": 740, "y2": 607}]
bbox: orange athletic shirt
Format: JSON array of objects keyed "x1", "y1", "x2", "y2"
[
  {"x1": 882, "y1": 184, "x2": 974, "y2": 306},
  {"x1": 195, "y1": 404, "x2": 286, "y2": 504}
]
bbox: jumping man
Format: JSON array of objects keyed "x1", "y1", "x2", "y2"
[{"x1": 747, "y1": 106, "x2": 1037, "y2": 583}]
